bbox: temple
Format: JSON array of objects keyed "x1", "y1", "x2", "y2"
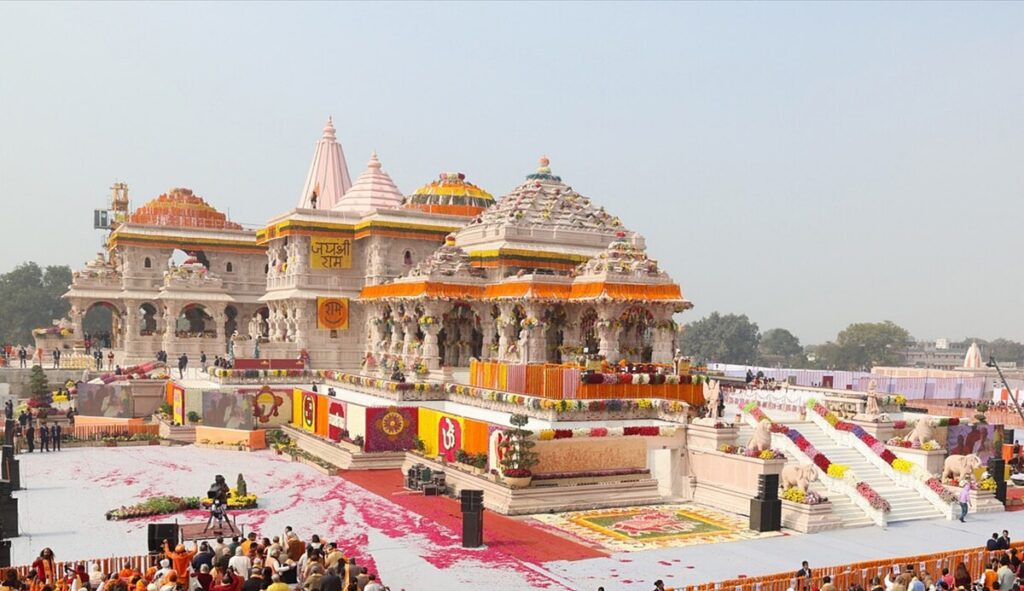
[{"x1": 61, "y1": 121, "x2": 689, "y2": 372}]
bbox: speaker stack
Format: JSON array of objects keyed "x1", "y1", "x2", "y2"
[
  {"x1": 988, "y1": 458, "x2": 1007, "y2": 503},
  {"x1": 2, "y1": 420, "x2": 18, "y2": 491},
  {"x1": 147, "y1": 523, "x2": 179, "y2": 554},
  {"x1": 460, "y1": 489, "x2": 484, "y2": 548},
  {"x1": 749, "y1": 473, "x2": 781, "y2": 532}
]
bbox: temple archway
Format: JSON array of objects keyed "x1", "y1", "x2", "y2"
[
  {"x1": 544, "y1": 305, "x2": 567, "y2": 363},
  {"x1": 224, "y1": 306, "x2": 238, "y2": 342},
  {"x1": 138, "y1": 303, "x2": 158, "y2": 336},
  {"x1": 84, "y1": 301, "x2": 122, "y2": 349},
  {"x1": 580, "y1": 308, "x2": 600, "y2": 354},
  {"x1": 620, "y1": 306, "x2": 655, "y2": 363},
  {"x1": 177, "y1": 303, "x2": 214, "y2": 338}
]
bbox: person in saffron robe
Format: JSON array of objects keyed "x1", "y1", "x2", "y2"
[
  {"x1": 163, "y1": 541, "x2": 199, "y2": 581},
  {"x1": 32, "y1": 548, "x2": 57, "y2": 585}
]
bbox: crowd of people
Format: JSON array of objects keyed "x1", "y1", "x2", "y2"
[
  {"x1": 8, "y1": 529, "x2": 388, "y2": 591},
  {"x1": 794, "y1": 539, "x2": 1021, "y2": 591}
]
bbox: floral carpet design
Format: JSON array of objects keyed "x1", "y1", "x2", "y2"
[{"x1": 530, "y1": 504, "x2": 785, "y2": 552}]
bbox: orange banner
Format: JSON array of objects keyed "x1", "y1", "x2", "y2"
[{"x1": 317, "y1": 297, "x2": 349, "y2": 330}]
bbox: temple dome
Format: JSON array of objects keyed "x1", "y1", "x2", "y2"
[
  {"x1": 403, "y1": 172, "x2": 494, "y2": 217},
  {"x1": 128, "y1": 187, "x2": 241, "y2": 230},
  {"x1": 333, "y1": 152, "x2": 404, "y2": 214},
  {"x1": 464, "y1": 156, "x2": 624, "y2": 235},
  {"x1": 298, "y1": 117, "x2": 353, "y2": 210}
]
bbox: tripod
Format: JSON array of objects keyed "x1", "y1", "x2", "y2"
[{"x1": 203, "y1": 501, "x2": 236, "y2": 534}]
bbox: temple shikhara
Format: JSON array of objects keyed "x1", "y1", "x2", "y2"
[{"x1": 21, "y1": 116, "x2": 1010, "y2": 585}]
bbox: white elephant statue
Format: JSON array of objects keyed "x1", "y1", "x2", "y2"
[
  {"x1": 942, "y1": 453, "x2": 982, "y2": 481},
  {"x1": 746, "y1": 419, "x2": 772, "y2": 453},
  {"x1": 781, "y1": 463, "x2": 818, "y2": 492},
  {"x1": 906, "y1": 419, "x2": 935, "y2": 446}
]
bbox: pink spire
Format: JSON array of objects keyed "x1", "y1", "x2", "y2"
[
  {"x1": 298, "y1": 116, "x2": 352, "y2": 209},
  {"x1": 333, "y1": 151, "x2": 404, "y2": 214}
]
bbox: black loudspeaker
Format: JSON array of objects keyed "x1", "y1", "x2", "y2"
[
  {"x1": 3, "y1": 421, "x2": 13, "y2": 447},
  {"x1": 0, "y1": 496, "x2": 18, "y2": 538},
  {"x1": 758, "y1": 474, "x2": 779, "y2": 501},
  {"x1": 989, "y1": 458, "x2": 1006, "y2": 482},
  {"x1": 460, "y1": 490, "x2": 483, "y2": 512},
  {"x1": 749, "y1": 498, "x2": 781, "y2": 532},
  {"x1": 1005, "y1": 429, "x2": 1015, "y2": 446},
  {"x1": 5, "y1": 460, "x2": 18, "y2": 492},
  {"x1": 462, "y1": 508, "x2": 483, "y2": 548},
  {"x1": 147, "y1": 523, "x2": 178, "y2": 553},
  {"x1": 0, "y1": 540, "x2": 9, "y2": 568}
]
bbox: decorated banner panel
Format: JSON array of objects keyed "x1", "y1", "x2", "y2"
[
  {"x1": 364, "y1": 406, "x2": 419, "y2": 452},
  {"x1": 291, "y1": 389, "x2": 329, "y2": 436},
  {"x1": 78, "y1": 383, "x2": 132, "y2": 418},
  {"x1": 202, "y1": 391, "x2": 254, "y2": 430},
  {"x1": 316, "y1": 297, "x2": 349, "y2": 330},
  {"x1": 462, "y1": 418, "x2": 490, "y2": 456},
  {"x1": 347, "y1": 403, "x2": 367, "y2": 441},
  {"x1": 310, "y1": 236, "x2": 352, "y2": 269},
  {"x1": 948, "y1": 423, "x2": 1005, "y2": 465},
  {"x1": 247, "y1": 386, "x2": 291, "y2": 427},
  {"x1": 168, "y1": 383, "x2": 186, "y2": 424},
  {"x1": 532, "y1": 437, "x2": 647, "y2": 476},
  {"x1": 295, "y1": 389, "x2": 317, "y2": 433},
  {"x1": 418, "y1": 409, "x2": 466, "y2": 461},
  {"x1": 328, "y1": 400, "x2": 347, "y2": 442}
]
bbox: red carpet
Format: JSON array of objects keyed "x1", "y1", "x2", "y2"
[{"x1": 339, "y1": 469, "x2": 606, "y2": 563}]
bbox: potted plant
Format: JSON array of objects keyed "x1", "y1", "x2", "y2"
[
  {"x1": 472, "y1": 453, "x2": 488, "y2": 475},
  {"x1": 498, "y1": 413, "x2": 538, "y2": 488},
  {"x1": 187, "y1": 411, "x2": 201, "y2": 425}
]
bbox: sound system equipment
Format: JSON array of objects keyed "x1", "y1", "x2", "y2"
[
  {"x1": 0, "y1": 495, "x2": 17, "y2": 539},
  {"x1": 0, "y1": 540, "x2": 9, "y2": 568},
  {"x1": 3, "y1": 421, "x2": 13, "y2": 447},
  {"x1": 423, "y1": 484, "x2": 440, "y2": 496},
  {"x1": 1005, "y1": 429, "x2": 1015, "y2": 445},
  {"x1": 460, "y1": 490, "x2": 483, "y2": 512},
  {"x1": 147, "y1": 523, "x2": 179, "y2": 554},
  {"x1": 460, "y1": 490, "x2": 484, "y2": 547},
  {"x1": 988, "y1": 458, "x2": 1008, "y2": 503},
  {"x1": 757, "y1": 474, "x2": 779, "y2": 501},
  {"x1": 749, "y1": 498, "x2": 781, "y2": 532},
  {"x1": 2, "y1": 446, "x2": 18, "y2": 491}
]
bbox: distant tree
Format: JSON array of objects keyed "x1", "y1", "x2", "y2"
[
  {"x1": 678, "y1": 312, "x2": 760, "y2": 365},
  {"x1": 27, "y1": 365, "x2": 52, "y2": 409},
  {"x1": 0, "y1": 263, "x2": 72, "y2": 345},
  {"x1": 820, "y1": 321, "x2": 912, "y2": 371},
  {"x1": 758, "y1": 328, "x2": 804, "y2": 367},
  {"x1": 984, "y1": 338, "x2": 1024, "y2": 367}
]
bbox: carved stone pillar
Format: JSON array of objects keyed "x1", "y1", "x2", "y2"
[
  {"x1": 391, "y1": 320, "x2": 405, "y2": 357},
  {"x1": 401, "y1": 318, "x2": 417, "y2": 363},
  {"x1": 481, "y1": 318, "x2": 497, "y2": 360},
  {"x1": 597, "y1": 319, "x2": 623, "y2": 364},
  {"x1": 651, "y1": 306, "x2": 676, "y2": 364},
  {"x1": 421, "y1": 322, "x2": 442, "y2": 370},
  {"x1": 162, "y1": 303, "x2": 179, "y2": 355},
  {"x1": 521, "y1": 305, "x2": 548, "y2": 364},
  {"x1": 122, "y1": 300, "x2": 138, "y2": 350},
  {"x1": 293, "y1": 302, "x2": 308, "y2": 349},
  {"x1": 70, "y1": 305, "x2": 85, "y2": 344}
]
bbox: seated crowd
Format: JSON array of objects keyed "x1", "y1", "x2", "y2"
[
  {"x1": 4, "y1": 529, "x2": 386, "y2": 591},
  {"x1": 795, "y1": 534, "x2": 1020, "y2": 591}
]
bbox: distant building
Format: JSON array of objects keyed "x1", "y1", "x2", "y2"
[{"x1": 900, "y1": 339, "x2": 976, "y2": 370}]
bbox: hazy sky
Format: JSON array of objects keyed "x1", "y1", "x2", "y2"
[{"x1": 1, "y1": 2, "x2": 1022, "y2": 345}]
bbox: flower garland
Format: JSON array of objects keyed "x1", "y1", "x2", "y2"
[
  {"x1": 926, "y1": 477, "x2": 958, "y2": 502},
  {"x1": 537, "y1": 425, "x2": 679, "y2": 440},
  {"x1": 717, "y1": 444, "x2": 785, "y2": 460},
  {"x1": 856, "y1": 482, "x2": 891, "y2": 512},
  {"x1": 444, "y1": 383, "x2": 685, "y2": 415},
  {"x1": 980, "y1": 477, "x2": 997, "y2": 492},
  {"x1": 213, "y1": 368, "x2": 310, "y2": 379},
  {"x1": 318, "y1": 370, "x2": 443, "y2": 393},
  {"x1": 885, "y1": 437, "x2": 941, "y2": 451},
  {"x1": 781, "y1": 487, "x2": 828, "y2": 505}
]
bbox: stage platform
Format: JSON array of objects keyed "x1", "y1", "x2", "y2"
[{"x1": 178, "y1": 519, "x2": 244, "y2": 542}]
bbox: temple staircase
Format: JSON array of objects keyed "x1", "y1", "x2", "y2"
[{"x1": 786, "y1": 421, "x2": 945, "y2": 523}]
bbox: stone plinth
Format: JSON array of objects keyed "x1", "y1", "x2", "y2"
[
  {"x1": 887, "y1": 446, "x2": 946, "y2": 476},
  {"x1": 685, "y1": 423, "x2": 738, "y2": 451},
  {"x1": 688, "y1": 449, "x2": 785, "y2": 516},
  {"x1": 849, "y1": 419, "x2": 895, "y2": 443},
  {"x1": 781, "y1": 500, "x2": 841, "y2": 533}
]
